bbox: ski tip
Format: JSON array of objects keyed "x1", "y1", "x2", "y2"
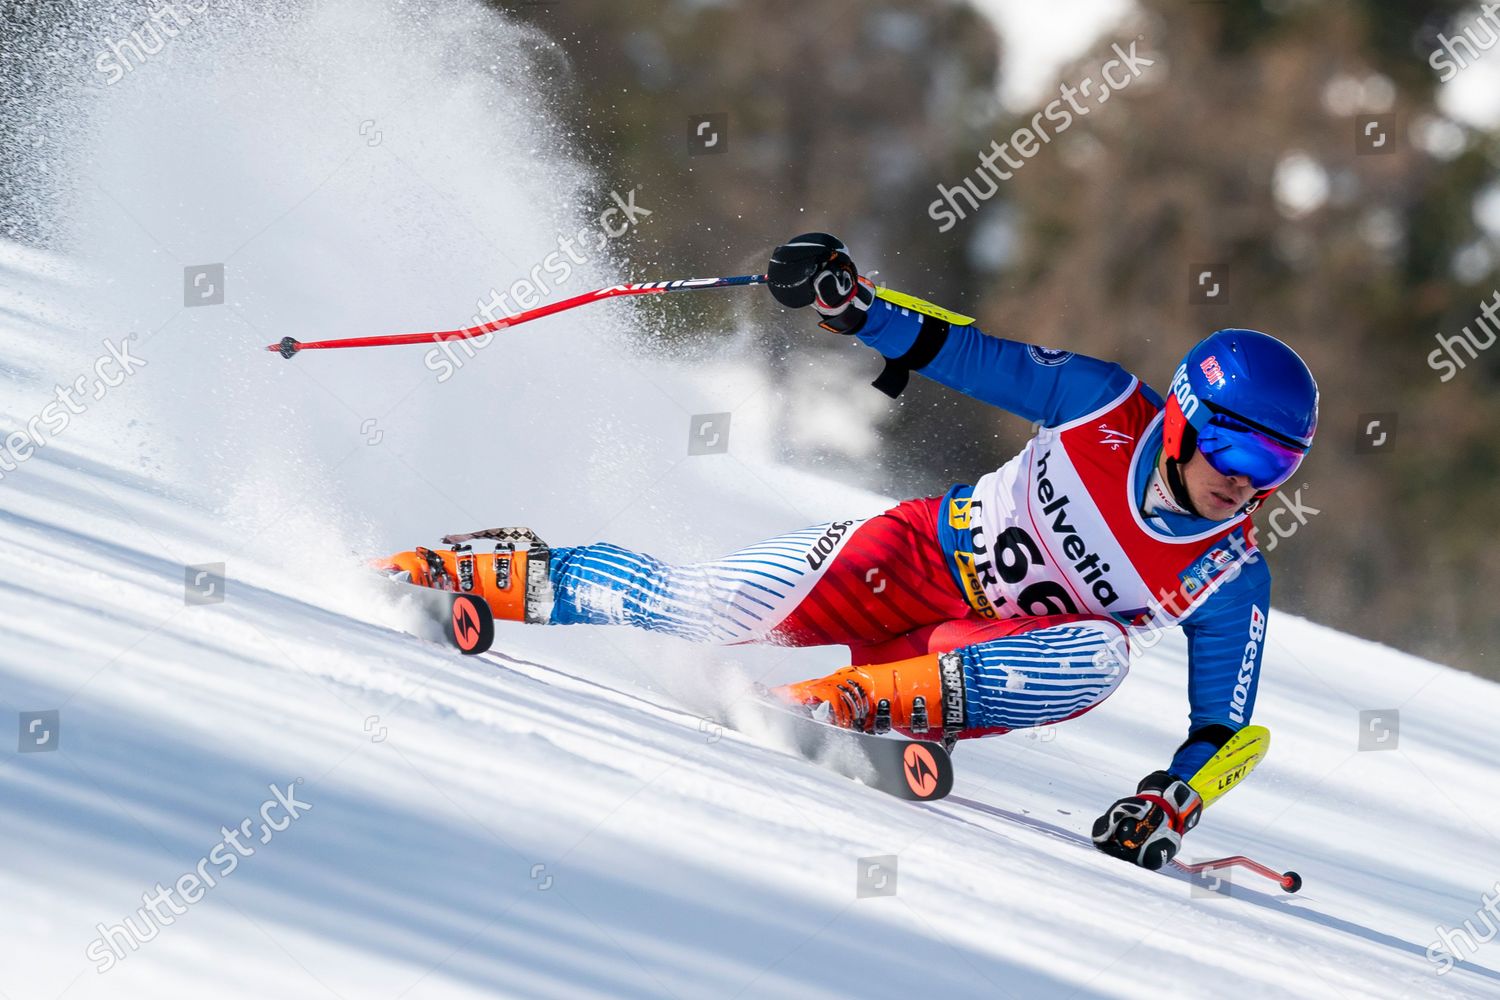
[
  {"x1": 449, "y1": 593, "x2": 495, "y2": 655},
  {"x1": 269, "y1": 336, "x2": 302, "y2": 359},
  {"x1": 899, "y1": 740, "x2": 952, "y2": 800}
]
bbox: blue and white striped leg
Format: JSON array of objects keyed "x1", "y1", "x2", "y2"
[
  {"x1": 544, "y1": 520, "x2": 865, "y2": 645},
  {"x1": 955, "y1": 620, "x2": 1129, "y2": 731}
]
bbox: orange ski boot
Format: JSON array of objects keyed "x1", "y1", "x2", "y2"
[
  {"x1": 768, "y1": 651, "x2": 968, "y2": 744},
  {"x1": 376, "y1": 527, "x2": 554, "y2": 624}
]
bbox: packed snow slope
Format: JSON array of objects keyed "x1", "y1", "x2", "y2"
[
  {"x1": 3, "y1": 235, "x2": 1500, "y2": 1000},
  {"x1": 3, "y1": 1, "x2": 1500, "y2": 996}
]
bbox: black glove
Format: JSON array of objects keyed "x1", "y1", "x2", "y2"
[
  {"x1": 766, "y1": 232, "x2": 875, "y2": 335},
  {"x1": 1091, "y1": 770, "x2": 1204, "y2": 871}
]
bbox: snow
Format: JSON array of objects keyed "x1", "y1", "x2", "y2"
[
  {"x1": 3, "y1": 1, "x2": 1499, "y2": 996},
  {"x1": 5, "y1": 239, "x2": 1500, "y2": 1000}
]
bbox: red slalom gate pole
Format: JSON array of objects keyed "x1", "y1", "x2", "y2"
[
  {"x1": 265, "y1": 274, "x2": 769, "y2": 359},
  {"x1": 1173, "y1": 855, "x2": 1302, "y2": 893}
]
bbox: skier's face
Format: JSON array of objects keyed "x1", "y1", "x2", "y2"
[{"x1": 1181, "y1": 448, "x2": 1257, "y2": 520}]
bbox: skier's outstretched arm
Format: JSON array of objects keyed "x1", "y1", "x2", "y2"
[
  {"x1": 766, "y1": 232, "x2": 1136, "y2": 425},
  {"x1": 852, "y1": 298, "x2": 1137, "y2": 425}
]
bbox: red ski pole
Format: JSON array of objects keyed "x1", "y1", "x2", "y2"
[
  {"x1": 1173, "y1": 855, "x2": 1302, "y2": 893},
  {"x1": 265, "y1": 273, "x2": 769, "y2": 358}
]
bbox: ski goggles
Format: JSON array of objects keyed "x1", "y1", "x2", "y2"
[{"x1": 1195, "y1": 412, "x2": 1307, "y2": 490}]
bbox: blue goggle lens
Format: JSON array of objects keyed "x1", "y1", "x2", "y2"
[{"x1": 1196, "y1": 415, "x2": 1306, "y2": 490}]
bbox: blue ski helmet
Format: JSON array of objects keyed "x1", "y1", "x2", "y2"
[{"x1": 1162, "y1": 329, "x2": 1318, "y2": 500}]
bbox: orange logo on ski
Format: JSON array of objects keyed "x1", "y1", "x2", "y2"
[
  {"x1": 451, "y1": 596, "x2": 482, "y2": 651},
  {"x1": 902, "y1": 743, "x2": 940, "y2": 798}
]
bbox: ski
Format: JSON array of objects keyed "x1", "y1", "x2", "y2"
[
  {"x1": 725, "y1": 696, "x2": 954, "y2": 802},
  {"x1": 372, "y1": 559, "x2": 951, "y2": 800},
  {"x1": 375, "y1": 575, "x2": 496, "y2": 655}
]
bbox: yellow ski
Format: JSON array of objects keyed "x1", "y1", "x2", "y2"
[
  {"x1": 1187, "y1": 725, "x2": 1270, "y2": 808},
  {"x1": 874, "y1": 286, "x2": 976, "y2": 326}
]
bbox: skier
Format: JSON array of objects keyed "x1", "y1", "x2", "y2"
[{"x1": 380, "y1": 233, "x2": 1319, "y2": 872}]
